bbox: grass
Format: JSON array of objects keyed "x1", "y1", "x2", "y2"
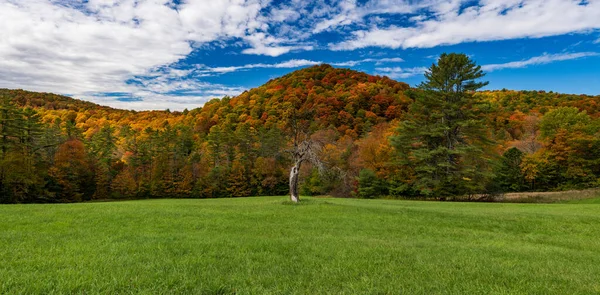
[{"x1": 1, "y1": 197, "x2": 599, "y2": 294}]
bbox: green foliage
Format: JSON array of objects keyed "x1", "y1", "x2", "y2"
[
  {"x1": 391, "y1": 53, "x2": 492, "y2": 197},
  {"x1": 1, "y1": 61, "x2": 600, "y2": 202},
  {"x1": 300, "y1": 168, "x2": 324, "y2": 196},
  {"x1": 540, "y1": 107, "x2": 591, "y2": 139},
  {"x1": 493, "y1": 147, "x2": 526, "y2": 192},
  {"x1": 357, "y1": 169, "x2": 387, "y2": 198}
]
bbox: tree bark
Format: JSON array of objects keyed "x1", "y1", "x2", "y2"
[{"x1": 289, "y1": 162, "x2": 301, "y2": 203}]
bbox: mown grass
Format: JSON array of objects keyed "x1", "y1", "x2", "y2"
[
  {"x1": 1, "y1": 197, "x2": 599, "y2": 294},
  {"x1": 564, "y1": 197, "x2": 600, "y2": 204}
]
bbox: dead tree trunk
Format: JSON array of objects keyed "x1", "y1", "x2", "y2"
[
  {"x1": 284, "y1": 101, "x2": 325, "y2": 203},
  {"x1": 288, "y1": 139, "x2": 322, "y2": 203},
  {"x1": 289, "y1": 162, "x2": 301, "y2": 203}
]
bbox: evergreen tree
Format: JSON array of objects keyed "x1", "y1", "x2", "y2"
[
  {"x1": 12, "y1": 108, "x2": 46, "y2": 202},
  {"x1": 0, "y1": 97, "x2": 21, "y2": 202},
  {"x1": 493, "y1": 147, "x2": 526, "y2": 192},
  {"x1": 391, "y1": 53, "x2": 492, "y2": 197},
  {"x1": 357, "y1": 169, "x2": 386, "y2": 199},
  {"x1": 89, "y1": 125, "x2": 117, "y2": 198}
]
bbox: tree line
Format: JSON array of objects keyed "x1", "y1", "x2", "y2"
[{"x1": 1, "y1": 57, "x2": 599, "y2": 203}]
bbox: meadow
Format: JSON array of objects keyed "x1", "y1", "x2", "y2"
[{"x1": 1, "y1": 197, "x2": 599, "y2": 294}]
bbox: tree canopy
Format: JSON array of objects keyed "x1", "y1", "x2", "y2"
[
  {"x1": 391, "y1": 53, "x2": 492, "y2": 197},
  {"x1": 1, "y1": 62, "x2": 600, "y2": 203}
]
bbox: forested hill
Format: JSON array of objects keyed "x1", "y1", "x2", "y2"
[
  {"x1": 0, "y1": 65, "x2": 411, "y2": 138},
  {"x1": 195, "y1": 64, "x2": 410, "y2": 136},
  {"x1": 2, "y1": 65, "x2": 598, "y2": 137},
  {"x1": 1, "y1": 64, "x2": 599, "y2": 203},
  {"x1": 0, "y1": 88, "x2": 110, "y2": 111}
]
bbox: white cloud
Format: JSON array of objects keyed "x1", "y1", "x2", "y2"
[
  {"x1": 368, "y1": 57, "x2": 404, "y2": 64},
  {"x1": 269, "y1": 8, "x2": 301, "y2": 23},
  {"x1": 241, "y1": 44, "x2": 314, "y2": 57},
  {"x1": 198, "y1": 57, "x2": 405, "y2": 74},
  {"x1": 311, "y1": 0, "x2": 427, "y2": 33},
  {"x1": 332, "y1": 0, "x2": 600, "y2": 50},
  {"x1": 197, "y1": 59, "x2": 320, "y2": 74},
  {"x1": 482, "y1": 52, "x2": 600, "y2": 71},
  {"x1": 331, "y1": 57, "x2": 404, "y2": 67},
  {"x1": 239, "y1": 32, "x2": 315, "y2": 56},
  {"x1": 178, "y1": 0, "x2": 267, "y2": 42},
  {"x1": 272, "y1": 59, "x2": 319, "y2": 68},
  {"x1": 374, "y1": 52, "x2": 599, "y2": 80},
  {"x1": 1, "y1": 0, "x2": 598, "y2": 110},
  {"x1": 375, "y1": 67, "x2": 428, "y2": 79},
  {"x1": 86, "y1": 93, "x2": 241, "y2": 111},
  {"x1": 0, "y1": 0, "x2": 191, "y2": 94},
  {"x1": 84, "y1": 64, "x2": 246, "y2": 111},
  {"x1": 0, "y1": 0, "x2": 295, "y2": 110}
]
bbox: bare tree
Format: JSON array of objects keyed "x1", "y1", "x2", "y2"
[
  {"x1": 283, "y1": 96, "x2": 323, "y2": 203},
  {"x1": 289, "y1": 138, "x2": 323, "y2": 202}
]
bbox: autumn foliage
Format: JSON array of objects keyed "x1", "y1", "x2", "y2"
[{"x1": 0, "y1": 64, "x2": 599, "y2": 203}]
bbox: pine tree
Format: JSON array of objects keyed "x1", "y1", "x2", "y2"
[
  {"x1": 357, "y1": 169, "x2": 386, "y2": 199},
  {"x1": 0, "y1": 97, "x2": 22, "y2": 202},
  {"x1": 10, "y1": 108, "x2": 46, "y2": 202},
  {"x1": 391, "y1": 53, "x2": 492, "y2": 197},
  {"x1": 493, "y1": 147, "x2": 526, "y2": 192},
  {"x1": 90, "y1": 125, "x2": 117, "y2": 199}
]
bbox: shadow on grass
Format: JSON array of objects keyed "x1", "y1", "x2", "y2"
[
  {"x1": 201, "y1": 285, "x2": 236, "y2": 295},
  {"x1": 280, "y1": 198, "x2": 333, "y2": 206}
]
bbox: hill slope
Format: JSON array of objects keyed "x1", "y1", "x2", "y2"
[
  {"x1": 2, "y1": 65, "x2": 599, "y2": 138},
  {"x1": 1, "y1": 65, "x2": 411, "y2": 138},
  {"x1": 0, "y1": 88, "x2": 107, "y2": 111},
  {"x1": 0, "y1": 64, "x2": 599, "y2": 203}
]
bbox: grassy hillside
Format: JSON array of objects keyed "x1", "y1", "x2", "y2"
[{"x1": 1, "y1": 197, "x2": 599, "y2": 294}]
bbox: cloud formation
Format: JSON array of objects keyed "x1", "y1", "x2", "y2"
[
  {"x1": 0, "y1": 0, "x2": 598, "y2": 110},
  {"x1": 481, "y1": 52, "x2": 600, "y2": 71},
  {"x1": 197, "y1": 57, "x2": 405, "y2": 75},
  {"x1": 375, "y1": 67, "x2": 429, "y2": 79},
  {"x1": 0, "y1": 0, "x2": 273, "y2": 110},
  {"x1": 332, "y1": 0, "x2": 600, "y2": 50}
]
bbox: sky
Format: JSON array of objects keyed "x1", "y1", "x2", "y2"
[{"x1": 0, "y1": 0, "x2": 599, "y2": 111}]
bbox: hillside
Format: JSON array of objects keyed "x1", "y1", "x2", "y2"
[
  {"x1": 0, "y1": 65, "x2": 412, "y2": 202},
  {"x1": 194, "y1": 64, "x2": 410, "y2": 136},
  {"x1": 0, "y1": 64, "x2": 599, "y2": 203},
  {"x1": 0, "y1": 88, "x2": 107, "y2": 111},
  {"x1": 2, "y1": 66, "x2": 599, "y2": 140},
  {"x1": 1, "y1": 65, "x2": 411, "y2": 138}
]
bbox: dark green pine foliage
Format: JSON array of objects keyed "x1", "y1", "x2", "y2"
[
  {"x1": 0, "y1": 99, "x2": 53, "y2": 202},
  {"x1": 493, "y1": 147, "x2": 526, "y2": 192},
  {"x1": 12, "y1": 108, "x2": 46, "y2": 201},
  {"x1": 357, "y1": 169, "x2": 387, "y2": 199},
  {"x1": 391, "y1": 53, "x2": 492, "y2": 197},
  {"x1": 0, "y1": 97, "x2": 22, "y2": 201},
  {"x1": 89, "y1": 125, "x2": 117, "y2": 199}
]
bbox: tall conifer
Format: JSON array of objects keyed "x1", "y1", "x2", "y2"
[{"x1": 392, "y1": 53, "x2": 492, "y2": 197}]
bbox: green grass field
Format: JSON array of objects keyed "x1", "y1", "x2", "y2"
[{"x1": 1, "y1": 197, "x2": 599, "y2": 294}]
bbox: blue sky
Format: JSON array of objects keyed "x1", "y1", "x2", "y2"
[{"x1": 0, "y1": 0, "x2": 599, "y2": 110}]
